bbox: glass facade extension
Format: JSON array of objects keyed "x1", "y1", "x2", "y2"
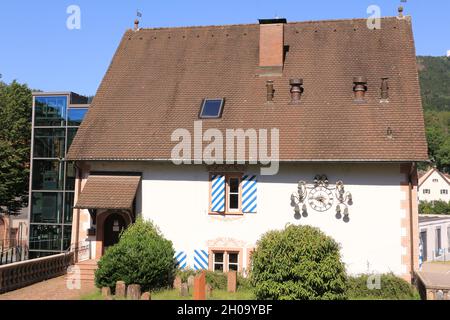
[{"x1": 29, "y1": 94, "x2": 88, "y2": 259}]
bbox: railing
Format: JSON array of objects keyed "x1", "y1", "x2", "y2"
[
  {"x1": 0, "y1": 238, "x2": 28, "y2": 266},
  {"x1": 67, "y1": 241, "x2": 92, "y2": 262},
  {"x1": 0, "y1": 246, "x2": 28, "y2": 266},
  {"x1": 0, "y1": 251, "x2": 74, "y2": 294}
]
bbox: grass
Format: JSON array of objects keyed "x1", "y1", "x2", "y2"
[{"x1": 81, "y1": 288, "x2": 254, "y2": 300}]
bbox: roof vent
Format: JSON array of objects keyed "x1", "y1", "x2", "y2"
[
  {"x1": 258, "y1": 18, "x2": 287, "y2": 76},
  {"x1": 387, "y1": 127, "x2": 394, "y2": 139},
  {"x1": 398, "y1": 6, "x2": 404, "y2": 18},
  {"x1": 289, "y1": 79, "x2": 304, "y2": 104},
  {"x1": 353, "y1": 77, "x2": 367, "y2": 102},
  {"x1": 380, "y1": 77, "x2": 389, "y2": 102},
  {"x1": 266, "y1": 80, "x2": 274, "y2": 103}
]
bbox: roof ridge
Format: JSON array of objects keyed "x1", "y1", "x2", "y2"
[{"x1": 132, "y1": 16, "x2": 408, "y2": 32}]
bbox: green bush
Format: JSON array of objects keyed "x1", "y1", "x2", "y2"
[
  {"x1": 347, "y1": 274, "x2": 419, "y2": 300},
  {"x1": 95, "y1": 218, "x2": 177, "y2": 292},
  {"x1": 251, "y1": 224, "x2": 347, "y2": 300}
]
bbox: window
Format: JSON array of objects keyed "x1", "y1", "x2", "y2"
[
  {"x1": 67, "y1": 108, "x2": 88, "y2": 126},
  {"x1": 441, "y1": 189, "x2": 448, "y2": 195},
  {"x1": 435, "y1": 228, "x2": 442, "y2": 257},
  {"x1": 423, "y1": 189, "x2": 431, "y2": 194},
  {"x1": 212, "y1": 251, "x2": 240, "y2": 272},
  {"x1": 228, "y1": 253, "x2": 239, "y2": 271},
  {"x1": 210, "y1": 173, "x2": 242, "y2": 214},
  {"x1": 210, "y1": 174, "x2": 257, "y2": 215},
  {"x1": 228, "y1": 177, "x2": 241, "y2": 212},
  {"x1": 448, "y1": 226, "x2": 450, "y2": 253},
  {"x1": 29, "y1": 225, "x2": 62, "y2": 251},
  {"x1": 31, "y1": 192, "x2": 63, "y2": 223},
  {"x1": 33, "y1": 128, "x2": 66, "y2": 158},
  {"x1": 433, "y1": 179, "x2": 439, "y2": 183},
  {"x1": 199, "y1": 99, "x2": 224, "y2": 119},
  {"x1": 34, "y1": 96, "x2": 67, "y2": 127},
  {"x1": 32, "y1": 160, "x2": 65, "y2": 190},
  {"x1": 213, "y1": 252, "x2": 224, "y2": 272}
]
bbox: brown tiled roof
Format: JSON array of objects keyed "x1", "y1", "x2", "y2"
[
  {"x1": 75, "y1": 175, "x2": 141, "y2": 210},
  {"x1": 67, "y1": 17, "x2": 428, "y2": 162}
]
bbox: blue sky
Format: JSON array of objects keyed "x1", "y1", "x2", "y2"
[{"x1": 0, "y1": 0, "x2": 448, "y2": 96}]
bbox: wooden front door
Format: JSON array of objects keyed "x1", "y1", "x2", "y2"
[{"x1": 103, "y1": 213, "x2": 127, "y2": 251}]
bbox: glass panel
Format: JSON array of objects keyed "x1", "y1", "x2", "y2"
[
  {"x1": 200, "y1": 99, "x2": 223, "y2": 118},
  {"x1": 31, "y1": 192, "x2": 63, "y2": 223},
  {"x1": 229, "y1": 253, "x2": 238, "y2": 264},
  {"x1": 64, "y1": 192, "x2": 74, "y2": 223},
  {"x1": 35, "y1": 96, "x2": 67, "y2": 127},
  {"x1": 33, "y1": 128, "x2": 66, "y2": 159},
  {"x1": 230, "y1": 194, "x2": 239, "y2": 209},
  {"x1": 65, "y1": 162, "x2": 76, "y2": 190},
  {"x1": 229, "y1": 264, "x2": 238, "y2": 271},
  {"x1": 229, "y1": 178, "x2": 239, "y2": 193},
  {"x1": 32, "y1": 160, "x2": 64, "y2": 190},
  {"x1": 29, "y1": 224, "x2": 62, "y2": 251},
  {"x1": 67, "y1": 108, "x2": 88, "y2": 126},
  {"x1": 67, "y1": 128, "x2": 79, "y2": 150},
  {"x1": 28, "y1": 251, "x2": 57, "y2": 259},
  {"x1": 214, "y1": 263, "x2": 224, "y2": 272},
  {"x1": 63, "y1": 225, "x2": 72, "y2": 250},
  {"x1": 214, "y1": 252, "x2": 224, "y2": 263}
]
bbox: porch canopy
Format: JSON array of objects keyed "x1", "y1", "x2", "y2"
[{"x1": 75, "y1": 174, "x2": 141, "y2": 210}]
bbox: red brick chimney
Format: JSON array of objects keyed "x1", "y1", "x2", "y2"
[{"x1": 258, "y1": 18, "x2": 287, "y2": 76}]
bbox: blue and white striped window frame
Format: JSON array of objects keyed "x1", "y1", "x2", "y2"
[
  {"x1": 242, "y1": 175, "x2": 257, "y2": 213},
  {"x1": 209, "y1": 173, "x2": 257, "y2": 214}
]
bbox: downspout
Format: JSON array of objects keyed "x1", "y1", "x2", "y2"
[{"x1": 408, "y1": 162, "x2": 417, "y2": 282}]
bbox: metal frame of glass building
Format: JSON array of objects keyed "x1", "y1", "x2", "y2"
[{"x1": 28, "y1": 92, "x2": 89, "y2": 259}]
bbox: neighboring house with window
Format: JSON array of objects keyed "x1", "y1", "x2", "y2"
[
  {"x1": 418, "y1": 168, "x2": 450, "y2": 203},
  {"x1": 66, "y1": 15, "x2": 428, "y2": 282},
  {"x1": 419, "y1": 215, "x2": 450, "y2": 262}
]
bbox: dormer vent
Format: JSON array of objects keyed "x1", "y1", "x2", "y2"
[
  {"x1": 289, "y1": 79, "x2": 304, "y2": 103},
  {"x1": 380, "y1": 77, "x2": 389, "y2": 101},
  {"x1": 266, "y1": 80, "x2": 274, "y2": 103},
  {"x1": 353, "y1": 77, "x2": 367, "y2": 102}
]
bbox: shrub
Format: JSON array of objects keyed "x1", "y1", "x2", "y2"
[
  {"x1": 251, "y1": 224, "x2": 347, "y2": 300},
  {"x1": 95, "y1": 218, "x2": 177, "y2": 292},
  {"x1": 347, "y1": 274, "x2": 419, "y2": 300}
]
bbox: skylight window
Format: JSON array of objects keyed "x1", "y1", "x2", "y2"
[{"x1": 199, "y1": 99, "x2": 225, "y2": 119}]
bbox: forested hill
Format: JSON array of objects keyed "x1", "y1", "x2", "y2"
[
  {"x1": 418, "y1": 56, "x2": 450, "y2": 173},
  {"x1": 418, "y1": 56, "x2": 450, "y2": 112}
]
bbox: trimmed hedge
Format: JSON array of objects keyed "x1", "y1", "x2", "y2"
[
  {"x1": 251, "y1": 225, "x2": 348, "y2": 300},
  {"x1": 347, "y1": 274, "x2": 419, "y2": 300},
  {"x1": 95, "y1": 218, "x2": 177, "y2": 292}
]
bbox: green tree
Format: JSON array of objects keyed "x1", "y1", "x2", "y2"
[
  {"x1": 436, "y1": 138, "x2": 450, "y2": 173},
  {"x1": 0, "y1": 80, "x2": 32, "y2": 214},
  {"x1": 251, "y1": 225, "x2": 347, "y2": 300}
]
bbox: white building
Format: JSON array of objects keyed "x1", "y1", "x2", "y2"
[
  {"x1": 418, "y1": 168, "x2": 450, "y2": 203},
  {"x1": 66, "y1": 16, "x2": 428, "y2": 282},
  {"x1": 419, "y1": 215, "x2": 450, "y2": 262}
]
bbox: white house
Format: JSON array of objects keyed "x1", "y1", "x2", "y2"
[
  {"x1": 67, "y1": 15, "x2": 428, "y2": 282},
  {"x1": 418, "y1": 168, "x2": 450, "y2": 203}
]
